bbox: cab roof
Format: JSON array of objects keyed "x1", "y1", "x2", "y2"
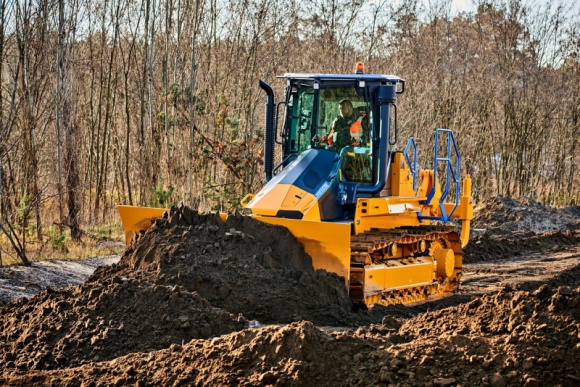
[{"x1": 280, "y1": 73, "x2": 404, "y2": 83}]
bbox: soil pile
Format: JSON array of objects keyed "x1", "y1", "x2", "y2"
[
  {"x1": 471, "y1": 196, "x2": 579, "y2": 234},
  {"x1": 465, "y1": 197, "x2": 580, "y2": 263},
  {"x1": 396, "y1": 278, "x2": 580, "y2": 386},
  {"x1": 0, "y1": 205, "x2": 355, "y2": 375},
  {"x1": 1, "y1": 200, "x2": 579, "y2": 386},
  {"x1": 94, "y1": 207, "x2": 353, "y2": 325},
  {"x1": 1, "y1": 321, "x2": 396, "y2": 386},
  {"x1": 0, "y1": 277, "x2": 245, "y2": 371},
  {"x1": 3, "y1": 269, "x2": 578, "y2": 386}
]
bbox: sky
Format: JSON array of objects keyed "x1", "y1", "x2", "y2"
[
  {"x1": 451, "y1": 0, "x2": 476, "y2": 13},
  {"x1": 449, "y1": 0, "x2": 580, "y2": 15}
]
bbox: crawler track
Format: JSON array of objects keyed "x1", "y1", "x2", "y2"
[{"x1": 348, "y1": 226, "x2": 462, "y2": 307}]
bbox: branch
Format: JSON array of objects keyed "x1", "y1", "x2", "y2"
[
  {"x1": 192, "y1": 124, "x2": 243, "y2": 181},
  {"x1": 0, "y1": 219, "x2": 29, "y2": 266}
]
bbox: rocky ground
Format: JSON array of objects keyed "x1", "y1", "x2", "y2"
[{"x1": 0, "y1": 196, "x2": 578, "y2": 386}]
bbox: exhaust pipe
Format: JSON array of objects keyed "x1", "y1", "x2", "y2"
[
  {"x1": 259, "y1": 80, "x2": 275, "y2": 181},
  {"x1": 358, "y1": 83, "x2": 397, "y2": 195}
]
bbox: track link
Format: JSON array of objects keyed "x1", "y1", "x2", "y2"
[{"x1": 349, "y1": 226, "x2": 462, "y2": 307}]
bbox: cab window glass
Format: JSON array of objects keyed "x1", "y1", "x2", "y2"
[
  {"x1": 317, "y1": 87, "x2": 373, "y2": 183},
  {"x1": 285, "y1": 84, "x2": 373, "y2": 183}
]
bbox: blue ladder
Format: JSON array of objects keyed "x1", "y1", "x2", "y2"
[
  {"x1": 419, "y1": 129, "x2": 460, "y2": 222},
  {"x1": 403, "y1": 137, "x2": 418, "y2": 191}
]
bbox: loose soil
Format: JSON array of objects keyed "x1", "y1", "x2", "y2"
[
  {"x1": 93, "y1": 210, "x2": 354, "y2": 325},
  {"x1": 0, "y1": 196, "x2": 578, "y2": 386},
  {"x1": 465, "y1": 196, "x2": 580, "y2": 263}
]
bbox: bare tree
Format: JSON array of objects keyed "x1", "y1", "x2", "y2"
[{"x1": 0, "y1": 0, "x2": 579, "y2": 261}]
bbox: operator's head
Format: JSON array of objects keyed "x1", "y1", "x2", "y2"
[{"x1": 339, "y1": 99, "x2": 354, "y2": 118}]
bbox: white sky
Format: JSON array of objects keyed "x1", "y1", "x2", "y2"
[
  {"x1": 451, "y1": 0, "x2": 476, "y2": 14},
  {"x1": 449, "y1": 0, "x2": 580, "y2": 15}
]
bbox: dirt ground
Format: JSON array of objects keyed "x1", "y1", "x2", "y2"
[
  {"x1": 0, "y1": 256, "x2": 120, "y2": 307},
  {"x1": 0, "y1": 196, "x2": 578, "y2": 386}
]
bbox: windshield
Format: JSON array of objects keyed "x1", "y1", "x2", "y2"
[{"x1": 284, "y1": 85, "x2": 373, "y2": 183}]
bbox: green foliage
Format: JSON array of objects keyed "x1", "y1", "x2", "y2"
[
  {"x1": 15, "y1": 191, "x2": 38, "y2": 240},
  {"x1": 225, "y1": 118, "x2": 240, "y2": 133},
  {"x1": 87, "y1": 222, "x2": 119, "y2": 241},
  {"x1": 171, "y1": 84, "x2": 206, "y2": 115},
  {"x1": 154, "y1": 110, "x2": 166, "y2": 129},
  {"x1": 542, "y1": 192, "x2": 580, "y2": 207},
  {"x1": 170, "y1": 83, "x2": 181, "y2": 100},
  {"x1": 47, "y1": 226, "x2": 68, "y2": 252},
  {"x1": 195, "y1": 98, "x2": 207, "y2": 116},
  {"x1": 150, "y1": 179, "x2": 175, "y2": 208}
]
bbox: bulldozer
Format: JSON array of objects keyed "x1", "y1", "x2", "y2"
[{"x1": 118, "y1": 63, "x2": 473, "y2": 308}]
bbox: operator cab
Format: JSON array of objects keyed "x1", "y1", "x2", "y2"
[
  {"x1": 278, "y1": 68, "x2": 404, "y2": 192},
  {"x1": 255, "y1": 65, "x2": 405, "y2": 220}
]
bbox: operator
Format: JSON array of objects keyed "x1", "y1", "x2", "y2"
[{"x1": 314, "y1": 99, "x2": 367, "y2": 152}]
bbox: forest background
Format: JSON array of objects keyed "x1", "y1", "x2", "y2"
[{"x1": 0, "y1": 0, "x2": 578, "y2": 263}]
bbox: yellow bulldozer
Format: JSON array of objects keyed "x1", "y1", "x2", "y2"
[{"x1": 118, "y1": 63, "x2": 473, "y2": 308}]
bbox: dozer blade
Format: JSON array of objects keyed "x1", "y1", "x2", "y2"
[
  {"x1": 118, "y1": 206, "x2": 229, "y2": 245},
  {"x1": 255, "y1": 217, "x2": 351, "y2": 285},
  {"x1": 118, "y1": 205, "x2": 352, "y2": 286},
  {"x1": 118, "y1": 205, "x2": 167, "y2": 245},
  {"x1": 117, "y1": 206, "x2": 352, "y2": 283}
]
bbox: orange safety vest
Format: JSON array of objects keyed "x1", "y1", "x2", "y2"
[
  {"x1": 349, "y1": 113, "x2": 366, "y2": 144},
  {"x1": 325, "y1": 113, "x2": 366, "y2": 147}
]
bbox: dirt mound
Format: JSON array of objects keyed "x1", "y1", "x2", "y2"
[
  {"x1": 94, "y1": 207, "x2": 353, "y2": 325},
  {"x1": 0, "y1": 277, "x2": 244, "y2": 371},
  {"x1": 396, "y1": 276, "x2": 580, "y2": 386},
  {"x1": 0, "y1": 321, "x2": 395, "y2": 386},
  {"x1": 465, "y1": 197, "x2": 580, "y2": 263},
  {"x1": 0, "y1": 205, "x2": 376, "y2": 379},
  {"x1": 1, "y1": 200, "x2": 579, "y2": 385},
  {"x1": 471, "y1": 196, "x2": 580, "y2": 234},
  {"x1": 4, "y1": 279, "x2": 578, "y2": 386},
  {"x1": 549, "y1": 263, "x2": 580, "y2": 288},
  {"x1": 464, "y1": 228, "x2": 580, "y2": 263}
]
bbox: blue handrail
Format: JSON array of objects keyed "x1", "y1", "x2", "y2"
[
  {"x1": 419, "y1": 129, "x2": 460, "y2": 222},
  {"x1": 403, "y1": 137, "x2": 417, "y2": 191}
]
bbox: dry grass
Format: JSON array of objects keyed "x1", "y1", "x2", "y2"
[{"x1": 0, "y1": 222, "x2": 125, "y2": 267}]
